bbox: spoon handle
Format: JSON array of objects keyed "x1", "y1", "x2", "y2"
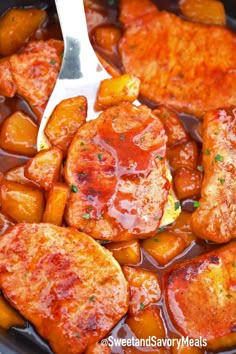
[{"x1": 55, "y1": 0, "x2": 102, "y2": 79}]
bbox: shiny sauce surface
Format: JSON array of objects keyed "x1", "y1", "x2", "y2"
[{"x1": 0, "y1": 1, "x2": 235, "y2": 354}]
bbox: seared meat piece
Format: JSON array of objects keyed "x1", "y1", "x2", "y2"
[
  {"x1": 0, "y1": 39, "x2": 63, "y2": 119},
  {"x1": 0, "y1": 223, "x2": 128, "y2": 354},
  {"x1": 65, "y1": 102, "x2": 169, "y2": 241},
  {"x1": 191, "y1": 108, "x2": 236, "y2": 243},
  {"x1": 165, "y1": 242, "x2": 236, "y2": 350},
  {"x1": 119, "y1": 0, "x2": 236, "y2": 118}
]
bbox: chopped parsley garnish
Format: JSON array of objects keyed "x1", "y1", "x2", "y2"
[
  {"x1": 98, "y1": 153, "x2": 103, "y2": 161},
  {"x1": 175, "y1": 201, "x2": 180, "y2": 210},
  {"x1": 197, "y1": 165, "x2": 203, "y2": 172},
  {"x1": 82, "y1": 213, "x2": 91, "y2": 220},
  {"x1": 78, "y1": 172, "x2": 87, "y2": 178},
  {"x1": 158, "y1": 226, "x2": 165, "y2": 232},
  {"x1": 108, "y1": 0, "x2": 115, "y2": 5},
  {"x1": 140, "y1": 138, "x2": 145, "y2": 143},
  {"x1": 112, "y1": 116, "x2": 118, "y2": 120},
  {"x1": 140, "y1": 303, "x2": 145, "y2": 310},
  {"x1": 89, "y1": 296, "x2": 95, "y2": 302},
  {"x1": 193, "y1": 201, "x2": 201, "y2": 208},
  {"x1": 87, "y1": 206, "x2": 93, "y2": 211},
  {"x1": 80, "y1": 141, "x2": 85, "y2": 146},
  {"x1": 214, "y1": 132, "x2": 219, "y2": 135},
  {"x1": 219, "y1": 178, "x2": 225, "y2": 184},
  {"x1": 205, "y1": 149, "x2": 211, "y2": 155},
  {"x1": 79, "y1": 106, "x2": 84, "y2": 111},
  {"x1": 50, "y1": 59, "x2": 56, "y2": 65},
  {"x1": 154, "y1": 238, "x2": 159, "y2": 242},
  {"x1": 156, "y1": 155, "x2": 163, "y2": 160},
  {"x1": 232, "y1": 262, "x2": 236, "y2": 267},
  {"x1": 120, "y1": 134, "x2": 125, "y2": 140},
  {"x1": 75, "y1": 334, "x2": 81, "y2": 338},
  {"x1": 130, "y1": 45, "x2": 136, "y2": 49},
  {"x1": 70, "y1": 185, "x2": 78, "y2": 193},
  {"x1": 214, "y1": 154, "x2": 223, "y2": 162}
]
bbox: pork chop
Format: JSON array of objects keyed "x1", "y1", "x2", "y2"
[
  {"x1": 64, "y1": 101, "x2": 170, "y2": 241},
  {"x1": 191, "y1": 107, "x2": 236, "y2": 243},
  {"x1": 0, "y1": 223, "x2": 128, "y2": 354},
  {"x1": 118, "y1": 0, "x2": 236, "y2": 118}
]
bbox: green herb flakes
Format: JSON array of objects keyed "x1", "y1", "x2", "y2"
[
  {"x1": 89, "y1": 296, "x2": 95, "y2": 302},
  {"x1": 140, "y1": 303, "x2": 145, "y2": 310},
  {"x1": 120, "y1": 134, "x2": 125, "y2": 140},
  {"x1": 175, "y1": 201, "x2": 180, "y2": 210},
  {"x1": 70, "y1": 185, "x2": 78, "y2": 193},
  {"x1": 154, "y1": 238, "x2": 159, "y2": 242},
  {"x1": 205, "y1": 149, "x2": 211, "y2": 155},
  {"x1": 219, "y1": 178, "x2": 225, "y2": 184},
  {"x1": 197, "y1": 165, "x2": 203, "y2": 172},
  {"x1": 214, "y1": 154, "x2": 223, "y2": 162},
  {"x1": 82, "y1": 213, "x2": 91, "y2": 220},
  {"x1": 193, "y1": 201, "x2": 201, "y2": 208},
  {"x1": 98, "y1": 153, "x2": 103, "y2": 161},
  {"x1": 156, "y1": 155, "x2": 163, "y2": 161},
  {"x1": 50, "y1": 59, "x2": 56, "y2": 65}
]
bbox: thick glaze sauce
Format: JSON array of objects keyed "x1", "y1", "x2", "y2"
[{"x1": 0, "y1": 1, "x2": 235, "y2": 354}]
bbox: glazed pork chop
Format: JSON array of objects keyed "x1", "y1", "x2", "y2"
[
  {"x1": 0, "y1": 223, "x2": 128, "y2": 354},
  {"x1": 64, "y1": 101, "x2": 170, "y2": 241},
  {"x1": 191, "y1": 107, "x2": 236, "y2": 243},
  {"x1": 119, "y1": 0, "x2": 236, "y2": 118}
]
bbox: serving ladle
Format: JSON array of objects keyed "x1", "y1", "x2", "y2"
[{"x1": 37, "y1": 0, "x2": 110, "y2": 150}]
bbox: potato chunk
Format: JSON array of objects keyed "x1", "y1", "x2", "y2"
[
  {"x1": 96, "y1": 74, "x2": 140, "y2": 110},
  {"x1": 0, "y1": 8, "x2": 46, "y2": 56},
  {"x1": 126, "y1": 306, "x2": 166, "y2": 340},
  {"x1": 0, "y1": 111, "x2": 38, "y2": 156},
  {"x1": 174, "y1": 167, "x2": 202, "y2": 200},
  {"x1": 165, "y1": 242, "x2": 236, "y2": 350},
  {"x1": 167, "y1": 141, "x2": 199, "y2": 171},
  {"x1": 123, "y1": 266, "x2": 161, "y2": 315},
  {"x1": 25, "y1": 146, "x2": 63, "y2": 190},
  {"x1": 105, "y1": 240, "x2": 141, "y2": 265},
  {"x1": 0, "y1": 296, "x2": 25, "y2": 330},
  {"x1": 0, "y1": 177, "x2": 45, "y2": 223},
  {"x1": 4, "y1": 164, "x2": 39, "y2": 188},
  {"x1": 179, "y1": 0, "x2": 226, "y2": 26},
  {"x1": 43, "y1": 183, "x2": 70, "y2": 226},
  {"x1": 92, "y1": 25, "x2": 121, "y2": 61},
  {"x1": 142, "y1": 232, "x2": 186, "y2": 266},
  {"x1": 45, "y1": 96, "x2": 87, "y2": 153}
]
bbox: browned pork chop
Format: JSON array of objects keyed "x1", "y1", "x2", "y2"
[
  {"x1": 119, "y1": 0, "x2": 236, "y2": 118},
  {"x1": 64, "y1": 102, "x2": 169, "y2": 241},
  {"x1": 0, "y1": 223, "x2": 128, "y2": 354},
  {"x1": 191, "y1": 107, "x2": 236, "y2": 243},
  {"x1": 165, "y1": 242, "x2": 236, "y2": 350}
]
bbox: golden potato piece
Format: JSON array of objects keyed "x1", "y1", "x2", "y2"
[
  {"x1": 25, "y1": 146, "x2": 63, "y2": 190},
  {"x1": 0, "y1": 296, "x2": 25, "y2": 330},
  {"x1": 105, "y1": 240, "x2": 141, "y2": 265},
  {"x1": 0, "y1": 177, "x2": 45, "y2": 223},
  {"x1": 123, "y1": 266, "x2": 161, "y2": 315},
  {"x1": 43, "y1": 183, "x2": 70, "y2": 226},
  {"x1": 179, "y1": 0, "x2": 226, "y2": 26},
  {"x1": 0, "y1": 111, "x2": 38, "y2": 156},
  {"x1": 45, "y1": 96, "x2": 87, "y2": 153},
  {"x1": 0, "y1": 8, "x2": 46, "y2": 56},
  {"x1": 142, "y1": 232, "x2": 186, "y2": 266},
  {"x1": 4, "y1": 164, "x2": 39, "y2": 188},
  {"x1": 95, "y1": 74, "x2": 140, "y2": 110}
]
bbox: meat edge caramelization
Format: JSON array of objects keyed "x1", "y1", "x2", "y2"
[{"x1": 0, "y1": 223, "x2": 129, "y2": 354}]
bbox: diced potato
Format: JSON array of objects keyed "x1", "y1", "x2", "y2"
[
  {"x1": 93, "y1": 25, "x2": 121, "y2": 60},
  {"x1": 85, "y1": 342, "x2": 111, "y2": 354},
  {"x1": 174, "y1": 167, "x2": 202, "y2": 200},
  {"x1": 126, "y1": 306, "x2": 166, "y2": 340},
  {"x1": 4, "y1": 164, "x2": 39, "y2": 187},
  {"x1": 171, "y1": 341, "x2": 204, "y2": 354},
  {"x1": 153, "y1": 106, "x2": 189, "y2": 148},
  {"x1": 95, "y1": 74, "x2": 140, "y2": 110},
  {"x1": 96, "y1": 52, "x2": 121, "y2": 78},
  {"x1": 25, "y1": 146, "x2": 63, "y2": 190},
  {"x1": 0, "y1": 57, "x2": 16, "y2": 97},
  {"x1": 43, "y1": 183, "x2": 70, "y2": 226},
  {"x1": 105, "y1": 240, "x2": 141, "y2": 265},
  {"x1": 142, "y1": 232, "x2": 186, "y2": 266},
  {"x1": 0, "y1": 210, "x2": 15, "y2": 236},
  {"x1": 0, "y1": 8, "x2": 47, "y2": 56},
  {"x1": 168, "y1": 211, "x2": 196, "y2": 247},
  {"x1": 0, "y1": 296, "x2": 25, "y2": 330},
  {"x1": 167, "y1": 141, "x2": 199, "y2": 171},
  {"x1": 84, "y1": 0, "x2": 108, "y2": 34},
  {"x1": 123, "y1": 266, "x2": 161, "y2": 315},
  {"x1": 179, "y1": 0, "x2": 226, "y2": 26},
  {"x1": 0, "y1": 111, "x2": 38, "y2": 156},
  {"x1": 0, "y1": 177, "x2": 45, "y2": 223},
  {"x1": 45, "y1": 96, "x2": 87, "y2": 153}
]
